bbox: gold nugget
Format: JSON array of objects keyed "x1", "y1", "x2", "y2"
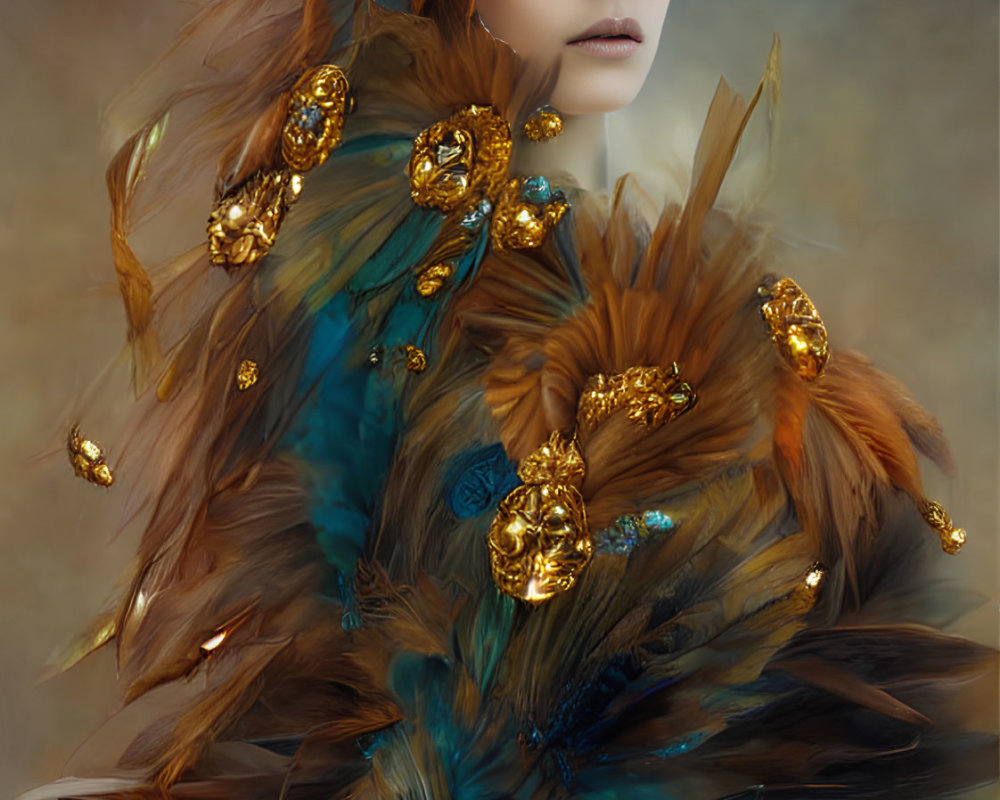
[
  {"x1": 235, "y1": 359, "x2": 259, "y2": 391},
  {"x1": 405, "y1": 345, "x2": 428, "y2": 373},
  {"x1": 68, "y1": 425, "x2": 114, "y2": 487},
  {"x1": 415, "y1": 263, "x2": 454, "y2": 297}
]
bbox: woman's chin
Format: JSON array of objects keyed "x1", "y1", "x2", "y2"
[{"x1": 550, "y1": 81, "x2": 643, "y2": 116}]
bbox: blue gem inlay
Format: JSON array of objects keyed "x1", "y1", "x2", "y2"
[
  {"x1": 460, "y1": 197, "x2": 493, "y2": 230},
  {"x1": 595, "y1": 515, "x2": 640, "y2": 555},
  {"x1": 643, "y1": 510, "x2": 675, "y2": 531},
  {"x1": 295, "y1": 102, "x2": 325, "y2": 137},
  {"x1": 521, "y1": 175, "x2": 552, "y2": 204}
]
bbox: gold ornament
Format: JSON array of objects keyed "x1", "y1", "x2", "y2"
[
  {"x1": 522, "y1": 106, "x2": 563, "y2": 142},
  {"x1": 490, "y1": 176, "x2": 568, "y2": 251},
  {"x1": 281, "y1": 64, "x2": 351, "y2": 172},
  {"x1": 759, "y1": 278, "x2": 829, "y2": 381},
  {"x1": 405, "y1": 345, "x2": 428, "y2": 373},
  {"x1": 415, "y1": 262, "x2": 454, "y2": 297},
  {"x1": 802, "y1": 563, "x2": 827, "y2": 595},
  {"x1": 577, "y1": 364, "x2": 697, "y2": 432},
  {"x1": 208, "y1": 169, "x2": 303, "y2": 270},
  {"x1": 409, "y1": 105, "x2": 512, "y2": 214},
  {"x1": 919, "y1": 499, "x2": 967, "y2": 555},
  {"x1": 488, "y1": 432, "x2": 592, "y2": 604},
  {"x1": 235, "y1": 359, "x2": 259, "y2": 391},
  {"x1": 68, "y1": 425, "x2": 114, "y2": 487}
]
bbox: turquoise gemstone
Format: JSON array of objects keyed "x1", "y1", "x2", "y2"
[
  {"x1": 460, "y1": 197, "x2": 492, "y2": 229},
  {"x1": 521, "y1": 176, "x2": 552, "y2": 204},
  {"x1": 642, "y1": 510, "x2": 674, "y2": 531}
]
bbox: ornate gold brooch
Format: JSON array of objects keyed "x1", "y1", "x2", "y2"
[
  {"x1": 487, "y1": 432, "x2": 592, "y2": 605},
  {"x1": 759, "y1": 277, "x2": 829, "y2": 381},
  {"x1": 208, "y1": 171, "x2": 303, "y2": 270},
  {"x1": 208, "y1": 64, "x2": 351, "y2": 270},
  {"x1": 409, "y1": 104, "x2": 512, "y2": 214},
  {"x1": 281, "y1": 64, "x2": 352, "y2": 172}
]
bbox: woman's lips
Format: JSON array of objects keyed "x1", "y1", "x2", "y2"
[
  {"x1": 567, "y1": 17, "x2": 643, "y2": 59},
  {"x1": 567, "y1": 37, "x2": 641, "y2": 58}
]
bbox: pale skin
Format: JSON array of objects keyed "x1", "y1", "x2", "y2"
[{"x1": 475, "y1": 0, "x2": 671, "y2": 192}]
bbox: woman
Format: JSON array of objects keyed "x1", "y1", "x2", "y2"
[{"x1": 27, "y1": 0, "x2": 994, "y2": 797}]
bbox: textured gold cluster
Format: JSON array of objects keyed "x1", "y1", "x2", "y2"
[
  {"x1": 208, "y1": 171, "x2": 303, "y2": 270},
  {"x1": 409, "y1": 104, "x2": 512, "y2": 213},
  {"x1": 522, "y1": 107, "x2": 563, "y2": 142},
  {"x1": 488, "y1": 432, "x2": 592, "y2": 605},
  {"x1": 578, "y1": 364, "x2": 697, "y2": 432},
  {"x1": 405, "y1": 345, "x2": 428, "y2": 373},
  {"x1": 490, "y1": 177, "x2": 568, "y2": 251},
  {"x1": 209, "y1": 64, "x2": 350, "y2": 270},
  {"x1": 68, "y1": 425, "x2": 114, "y2": 487},
  {"x1": 919, "y1": 499, "x2": 967, "y2": 555},
  {"x1": 235, "y1": 359, "x2": 259, "y2": 391},
  {"x1": 760, "y1": 278, "x2": 829, "y2": 381},
  {"x1": 415, "y1": 262, "x2": 454, "y2": 297}
]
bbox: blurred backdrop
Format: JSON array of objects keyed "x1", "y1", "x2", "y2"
[{"x1": 0, "y1": 1, "x2": 996, "y2": 796}]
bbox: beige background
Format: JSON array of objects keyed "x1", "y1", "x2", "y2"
[{"x1": 1, "y1": 1, "x2": 996, "y2": 796}]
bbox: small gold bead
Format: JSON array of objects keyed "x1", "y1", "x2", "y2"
[
  {"x1": 416, "y1": 263, "x2": 454, "y2": 297},
  {"x1": 236, "y1": 359, "x2": 259, "y2": 391},
  {"x1": 523, "y1": 107, "x2": 564, "y2": 142},
  {"x1": 405, "y1": 345, "x2": 427, "y2": 373}
]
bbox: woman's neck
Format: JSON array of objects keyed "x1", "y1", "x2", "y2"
[{"x1": 514, "y1": 112, "x2": 609, "y2": 193}]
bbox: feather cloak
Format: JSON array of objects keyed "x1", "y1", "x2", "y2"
[{"x1": 32, "y1": 2, "x2": 995, "y2": 799}]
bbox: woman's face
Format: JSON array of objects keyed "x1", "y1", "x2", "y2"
[{"x1": 475, "y1": 0, "x2": 670, "y2": 115}]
